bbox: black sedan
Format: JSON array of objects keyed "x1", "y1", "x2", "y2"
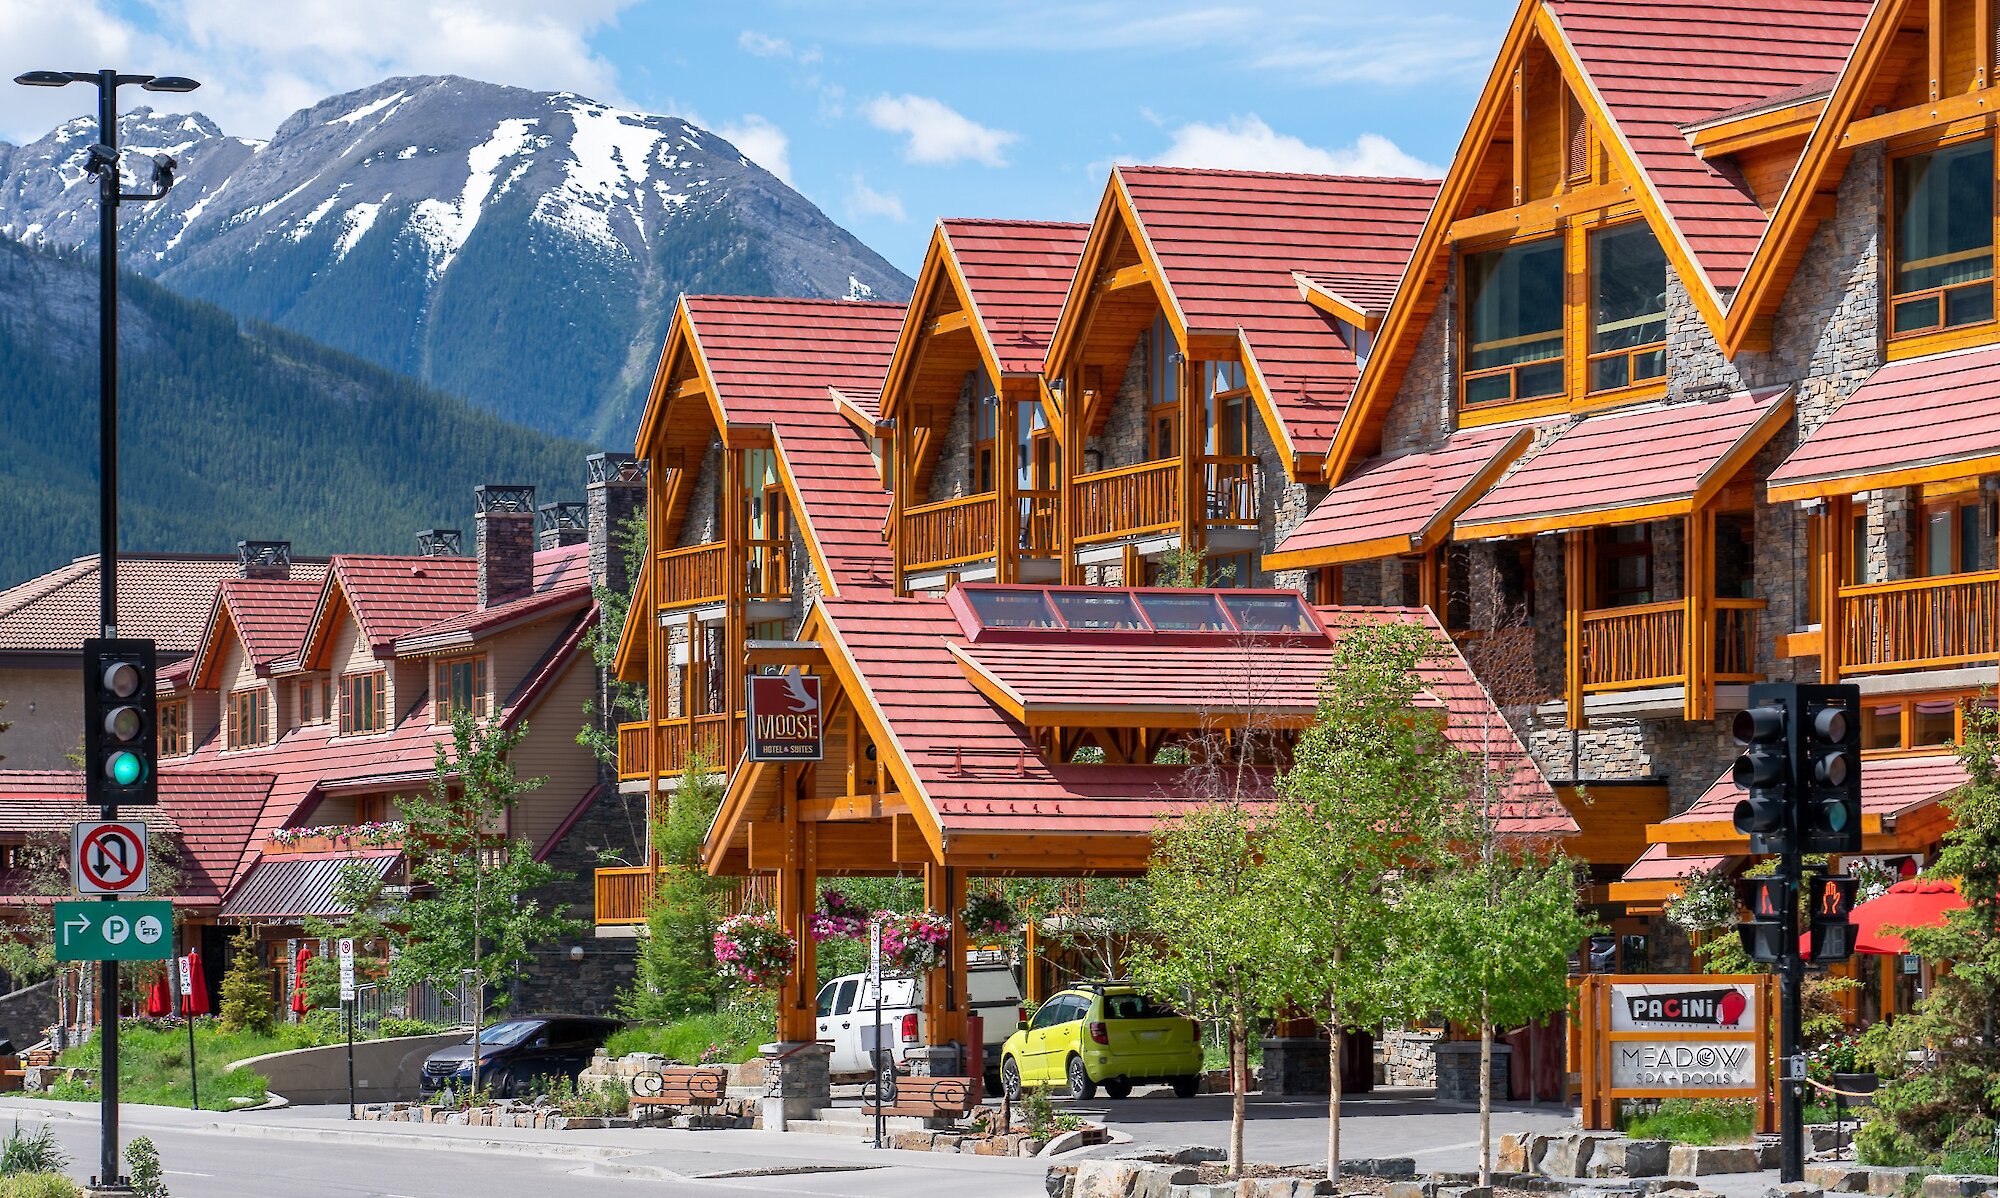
[{"x1": 418, "y1": 1015, "x2": 622, "y2": 1097}]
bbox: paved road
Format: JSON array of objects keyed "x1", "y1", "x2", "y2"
[{"x1": 0, "y1": 1098, "x2": 1050, "y2": 1198}]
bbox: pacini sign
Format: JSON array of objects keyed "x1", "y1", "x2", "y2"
[
  {"x1": 1625, "y1": 988, "x2": 1749, "y2": 1028},
  {"x1": 747, "y1": 674, "x2": 824, "y2": 761}
]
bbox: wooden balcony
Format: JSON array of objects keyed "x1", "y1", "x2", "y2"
[
  {"x1": 1015, "y1": 490, "x2": 1060, "y2": 557},
  {"x1": 1580, "y1": 597, "x2": 1764, "y2": 692},
  {"x1": 616, "y1": 713, "x2": 743, "y2": 781},
  {"x1": 745, "y1": 538, "x2": 791, "y2": 603},
  {"x1": 1073, "y1": 458, "x2": 1182, "y2": 544},
  {"x1": 903, "y1": 493, "x2": 998, "y2": 573},
  {"x1": 656, "y1": 542, "x2": 725, "y2": 609},
  {"x1": 594, "y1": 866, "x2": 655, "y2": 926},
  {"x1": 1200, "y1": 456, "x2": 1261, "y2": 529},
  {"x1": 1838, "y1": 569, "x2": 2000, "y2": 672}
]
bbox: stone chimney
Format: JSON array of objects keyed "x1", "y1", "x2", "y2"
[
  {"x1": 586, "y1": 453, "x2": 648, "y2": 597},
  {"x1": 537, "y1": 501, "x2": 587, "y2": 551},
  {"x1": 237, "y1": 540, "x2": 291, "y2": 580},
  {"x1": 474, "y1": 485, "x2": 536, "y2": 608},
  {"x1": 416, "y1": 528, "x2": 464, "y2": 557}
]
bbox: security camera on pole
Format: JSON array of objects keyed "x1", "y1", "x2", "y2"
[
  {"x1": 1728, "y1": 682, "x2": 1862, "y2": 1185},
  {"x1": 13, "y1": 64, "x2": 199, "y2": 1198}
]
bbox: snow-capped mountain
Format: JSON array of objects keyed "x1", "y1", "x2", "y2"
[{"x1": 0, "y1": 76, "x2": 911, "y2": 442}]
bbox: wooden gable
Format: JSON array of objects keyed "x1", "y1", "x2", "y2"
[
  {"x1": 882, "y1": 226, "x2": 991, "y2": 502},
  {"x1": 636, "y1": 301, "x2": 729, "y2": 553},
  {"x1": 1045, "y1": 174, "x2": 1184, "y2": 438}
]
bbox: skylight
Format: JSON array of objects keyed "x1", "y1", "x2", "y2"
[{"x1": 949, "y1": 584, "x2": 1329, "y2": 644}]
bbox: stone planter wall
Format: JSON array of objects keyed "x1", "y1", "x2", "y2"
[
  {"x1": 1433, "y1": 1041, "x2": 1508, "y2": 1105},
  {"x1": 358, "y1": 1097, "x2": 758, "y2": 1130},
  {"x1": 1382, "y1": 1028, "x2": 1443, "y2": 1087}
]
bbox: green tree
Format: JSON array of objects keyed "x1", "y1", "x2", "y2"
[
  {"x1": 218, "y1": 927, "x2": 272, "y2": 1035},
  {"x1": 1270, "y1": 618, "x2": 1473, "y2": 1184},
  {"x1": 389, "y1": 710, "x2": 582, "y2": 1092},
  {"x1": 1129, "y1": 799, "x2": 1284, "y2": 1178},
  {"x1": 621, "y1": 752, "x2": 737, "y2": 1021},
  {"x1": 1000, "y1": 877, "x2": 1149, "y2": 984},
  {"x1": 578, "y1": 511, "x2": 650, "y2": 770},
  {"x1": 301, "y1": 859, "x2": 402, "y2": 1012},
  {"x1": 1854, "y1": 697, "x2": 2000, "y2": 1170}
]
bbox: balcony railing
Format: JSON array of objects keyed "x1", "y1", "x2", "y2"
[
  {"x1": 1838, "y1": 569, "x2": 2000, "y2": 671},
  {"x1": 1015, "y1": 489, "x2": 1060, "y2": 558},
  {"x1": 1579, "y1": 597, "x2": 1764, "y2": 692},
  {"x1": 594, "y1": 866, "x2": 655, "y2": 926},
  {"x1": 1201, "y1": 456, "x2": 1260, "y2": 529},
  {"x1": 616, "y1": 713, "x2": 743, "y2": 781},
  {"x1": 1073, "y1": 458, "x2": 1183, "y2": 544},
  {"x1": 656, "y1": 542, "x2": 725, "y2": 609},
  {"x1": 903, "y1": 493, "x2": 997, "y2": 573}
]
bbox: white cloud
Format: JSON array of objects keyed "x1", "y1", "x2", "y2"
[
  {"x1": 864, "y1": 94, "x2": 1017, "y2": 167},
  {"x1": 0, "y1": 0, "x2": 641, "y2": 142},
  {"x1": 1156, "y1": 117, "x2": 1441, "y2": 178},
  {"x1": 714, "y1": 114, "x2": 792, "y2": 185},
  {"x1": 846, "y1": 175, "x2": 906, "y2": 223},
  {"x1": 738, "y1": 29, "x2": 820, "y2": 65}
]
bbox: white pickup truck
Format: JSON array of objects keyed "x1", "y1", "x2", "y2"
[{"x1": 814, "y1": 958, "x2": 1023, "y2": 1089}]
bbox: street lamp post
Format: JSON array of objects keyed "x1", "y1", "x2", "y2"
[{"x1": 13, "y1": 66, "x2": 197, "y2": 1197}]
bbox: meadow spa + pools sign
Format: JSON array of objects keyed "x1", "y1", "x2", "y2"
[{"x1": 1579, "y1": 974, "x2": 1773, "y2": 1130}]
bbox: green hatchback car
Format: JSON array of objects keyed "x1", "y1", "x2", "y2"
[{"x1": 999, "y1": 983, "x2": 1203, "y2": 1100}]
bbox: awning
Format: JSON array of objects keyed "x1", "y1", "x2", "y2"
[
  {"x1": 1265, "y1": 425, "x2": 1532, "y2": 568},
  {"x1": 1841, "y1": 878, "x2": 1966, "y2": 955},
  {"x1": 1648, "y1": 753, "x2": 1966, "y2": 854},
  {"x1": 1768, "y1": 344, "x2": 2000, "y2": 501},
  {"x1": 1455, "y1": 388, "x2": 1793, "y2": 539},
  {"x1": 221, "y1": 851, "x2": 400, "y2": 921},
  {"x1": 1606, "y1": 843, "x2": 1733, "y2": 906}
]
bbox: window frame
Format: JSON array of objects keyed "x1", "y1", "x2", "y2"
[
  {"x1": 436, "y1": 654, "x2": 490, "y2": 721},
  {"x1": 1145, "y1": 314, "x2": 1179, "y2": 461},
  {"x1": 1584, "y1": 221, "x2": 1669, "y2": 394},
  {"x1": 159, "y1": 698, "x2": 190, "y2": 757},
  {"x1": 1886, "y1": 134, "x2": 1998, "y2": 348},
  {"x1": 339, "y1": 669, "x2": 388, "y2": 736},
  {"x1": 1858, "y1": 690, "x2": 1993, "y2": 758},
  {"x1": 227, "y1": 686, "x2": 270, "y2": 750},
  {"x1": 1460, "y1": 233, "x2": 1568, "y2": 408}
]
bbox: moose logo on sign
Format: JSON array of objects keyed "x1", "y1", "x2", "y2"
[{"x1": 1624, "y1": 988, "x2": 1749, "y2": 1027}]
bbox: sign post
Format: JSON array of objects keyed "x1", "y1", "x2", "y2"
[
  {"x1": 177, "y1": 949, "x2": 197, "y2": 1111},
  {"x1": 54, "y1": 901, "x2": 173, "y2": 962},
  {"x1": 339, "y1": 939, "x2": 356, "y2": 1120},
  {"x1": 1578, "y1": 974, "x2": 1773, "y2": 1132},
  {"x1": 870, "y1": 922, "x2": 884, "y2": 1150}
]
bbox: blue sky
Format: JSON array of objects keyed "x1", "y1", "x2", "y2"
[{"x1": 4, "y1": 0, "x2": 1509, "y2": 274}]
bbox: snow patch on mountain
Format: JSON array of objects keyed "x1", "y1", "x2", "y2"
[{"x1": 332, "y1": 200, "x2": 383, "y2": 261}]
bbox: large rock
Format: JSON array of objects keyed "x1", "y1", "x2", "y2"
[
  {"x1": 1548, "y1": 1134, "x2": 1624, "y2": 1178},
  {"x1": 1348, "y1": 1158, "x2": 1418, "y2": 1178},
  {"x1": 1764, "y1": 1182, "x2": 1824, "y2": 1198},
  {"x1": 1807, "y1": 1165, "x2": 1872, "y2": 1192},
  {"x1": 1668, "y1": 1145, "x2": 1761, "y2": 1176},
  {"x1": 1072, "y1": 1161, "x2": 1147, "y2": 1198},
  {"x1": 1111, "y1": 1145, "x2": 1225, "y2": 1166},
  {"x1": 1921, "y1": 1177, "x2": 1999, "y2": 1198},
  {"x1": 1866, "y1": 1168, "x2": 1927, "y2": 1196},
  {"x1": 1591, "y1": 1140, "x2": 1672, "y2": 1178}
]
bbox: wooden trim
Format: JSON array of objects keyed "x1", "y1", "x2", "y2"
[
  {"x1": 1447, "y1": 181, "x2": 1637, "y2": 243},
  {"x1": 1885, "y1": 318, "x2": 2000, "y2": 361},
  {"x1": 1292, "y1": 272, "x2": 1382, "y2": 331},
  {"x1": 1769, "y1": 452, "x2": 2000, "y2": 502},
  {"x1": 1101, "y1": 262, "x2": 1151, "y2": 292},
  {"x1": 1777, "y1": 629, "x2": 1822, "y2": 659},
  {"x1": 927, "y1": 309, "x2": 973, "y2": 338},
  {"x1": 1262, "y1": 532, "x2": 1418, "y2": 571},
  {"x1": 1458, "y1": 496, "x2": 1693, "y2": 542},
  {"x1": 1691, "y1": 390, "x2": 1795, "y2": 511},
  {"x1": 674, "y1": 377, "x2": 708, "y2": 400},
  {"x1": 1687, "y1": 98, "x2": 1829, "y2": 159}
]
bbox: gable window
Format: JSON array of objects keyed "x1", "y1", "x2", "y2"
[
  {"x1": 972, "y1": 389, "x2": 999, "y2": 493},
  {"x1": 1588, "y1": 223, "x2": 1668, "y2": 392},
  {"x1": 437, "y1": 654, "x2": 489, "y2": 720},
  {"x1": 159, "y1": 699, "x2": 190, "y2": 757},
  {"x1": 300, "y1": 676, "x2": 332, "y2": 725},
  {"x1": 1463, "y1": 237, "x2": 1565, "y2": 406},
  {"x1": 1890, "y1": 138, "x2": 1995, "y2": 338},
  {"x1": 1146, "y1": 314, "x2": 1179, "y2": 460},
  {"x1": 227, "y1": 687, "x2": 270, "y2": 750},
  {"x1": 340, "y1": 669, "x2": 387, "y2": 735}
]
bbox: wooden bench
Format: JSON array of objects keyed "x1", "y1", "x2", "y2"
[
  {"x1": 627, "y1": 1065, "x2": 727, "y2": 1113},
  {"x1": 860, "y1": 1075, "x2": 978, "y2": 1120}
]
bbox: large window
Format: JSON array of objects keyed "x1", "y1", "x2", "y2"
[
  {"x1": 1146, "y1": 314, "x2": 1178, "y2": 459},
  {"x1": 1919, "y1": 495, "x2": 1993, "y2": 577},
  {"x1": 1588, "y1": 223, "x2": 1668, "y2": 392},
  {"x1": 1463, "y1": 237, "x2": 1566, "y2": 405},
  {"x1": 970, "y1": 378, "x2": 999, "y2": 493},
  {"x1": 437, "y1": 654, "x2": 489, "y2": 719},
  {"x1": 227, "y1": 688, "x2": 270, "y2": 750},
  {"x1": 340, "y1": 670, "x2": 387, "y2": 736},
  {"x1": 1891, "y1": 139, "x2": 1995, "y2": 338},
  {"x1": 1594, "y1": 525, "x2": 1653, "y2": 608}
]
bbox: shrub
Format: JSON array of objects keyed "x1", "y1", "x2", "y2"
[
  {"x1": 1622, "y1": 1099, "x2": 1756, "y2": 1145},
  {"x1": 0, "y1": 1175, "x2": 81, "y2": 1198},
  {"x1": 124, "y1": 1137, "x2": 165, "y2": 1198},
  {"x1": 0, "y1": 1124, "x2": 65, "y2": 1177},
  {"x1": 377, "y1": 1018, "x2": 445, "y2": 1039},
  {"x1": 217, "y1": 929, "x2": 272, "y2": 1035}
]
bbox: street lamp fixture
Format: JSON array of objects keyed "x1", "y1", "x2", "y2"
[{"x1": 14, "y1": 63, "x2": 200, "y2": 1198}]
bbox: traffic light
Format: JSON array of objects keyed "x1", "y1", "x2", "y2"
[
  {"x1": 1798, "y1": 684, "x2": 1862, "y2": 855},
  {"x1": 1732, "y1": 684, "x2": 1795, "y2": 854},
  {"x1": 82, "y1": 638, "x2": 156, "y2": 807},
  {"x1": 1736, "y1": 876, "x2": 1789, "y2": 964},
  {"x1": 1807, "y1": 875, "x2": 1860, "y2": 963}
]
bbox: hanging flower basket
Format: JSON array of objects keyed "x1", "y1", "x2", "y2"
[
  {"x1": 812, "y1": 889, "x2": 871, "y2": 942},
  {"x1": 960, "y1": 893, "x2": 1018, "y2": 939},
  {"x1": 713, "y1": 913, "x2": 796, "y2": 988},
  {"x1": 875, "y1": 910, "x2": 953, "y2": 973}
]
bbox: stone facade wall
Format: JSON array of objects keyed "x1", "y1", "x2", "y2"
[
  {"x1": 1382, "y1": 276, "x2": 1456, "y2": 456},
  {"x1": 1381, "y1": 1027, "x2": 1443, "y2": 1088},
  {"x1": 1529, "y1": 712, "x2": 1738, "y2": 812},
  {"x1": 1253, "y1": 413, "x2": 1320, "y2": 591},
  {"x1": 925, "y1": 373, "x2": 980, "y2": 503},
  {"x1": 1087, "y1": 334, "x2": 1155, "y2": 474},
  {"x1": 1773, "y1": 144, "x2": 1885, "y2": 433},
  {"x1": 678, "y1": 437, "x2": 723, "y2": 547}
]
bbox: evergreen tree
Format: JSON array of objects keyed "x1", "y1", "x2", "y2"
[
  {"x1": 620, "y1": 753, "x2": 734, "y2": 1022},
  {"x1": 218, "y1": 928, "x2": 272, "y2": 1035}
]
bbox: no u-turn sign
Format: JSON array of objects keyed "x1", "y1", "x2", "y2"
[{"x1": 72, "y1": 821, "x2": 148, "y2": 895}]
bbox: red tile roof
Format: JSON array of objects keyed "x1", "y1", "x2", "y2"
[
  {"x1": 682, "y1": 297, "x2": 906, "y2": 595},
  {"x1": 0, "y1": 556, "x2": 328, "y2": 656},
  {"x1": 941, "y1": 219, "x2": 1089, "y2": 376},
  {"x1": 1619, "y1": 841, "x2": 1728, "y2": 882},
  {"x1": 814, "y1": 593, "x2": 1570, "y2": 839},
  {"x1": 1768, "y1": 345, "x2": 2000, "y2": 500},
  {"x1": 1116, "y1": 167, "x2": 1438, "y2": 457},
  {"x1": 192, "y1": 578, "x2": 325, "y2": 687},
  {"x1": 1671, "y1": 753, "x2": 1967, "y2": 826},
  {"x1": 1271, "y1": 425, "x2": 1530, "y2": 566},
  {"x1": 1546, "y1": 0, "x2": 1872, "y2": 293},
  {"x1": 1295, "y1": 270, "x2": 1401, "y2": 319},
  {"x1": 394, "y1": 544, "x2": 594, "y2": 651},
  {"x1": 0, "y1": 770, "x2": 272, "y2": 902},
  {"x1": 1455, "y1": 388, "x2": 1791, "y2": 537}
]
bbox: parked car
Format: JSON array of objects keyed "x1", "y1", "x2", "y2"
[
  {"x1": 418, "y1": 1014, "x2": 622, "y2": 1097},
  {"x1": 999, "y1": 983, "x2": 1202, "y2": 1101},
  {"x1": 815, "y1": 955, "x2": 1023, "y2": 1090}
]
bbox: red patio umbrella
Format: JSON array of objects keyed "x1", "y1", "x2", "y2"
[
  {"x1": 1850, "y1": 879, "x2": 1967, "y2": 955},
  {"x1": 144, "y1": 971, "x2": 169, "y2": 1018},
  {"x1": 291, "y1": 944, "x2": 313, "y2": 1014},
  {"x1": 183, "y1": 950, "x2": 210, "y2": 1017}
]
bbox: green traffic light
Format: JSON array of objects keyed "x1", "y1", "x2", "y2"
[
  {"x1": 1821, "y1": 799, "x2": 1849, "y2": 832},
  {"x1": 105, "y1": 751, "x2": 143, "y2": 786}
]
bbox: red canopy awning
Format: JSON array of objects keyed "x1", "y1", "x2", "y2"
[{"x1": 1847, "y1": 879, "x2": 1966, "y2": 955}]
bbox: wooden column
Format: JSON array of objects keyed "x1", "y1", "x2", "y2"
[
  {"x1": 1416, "y1": 550, "x2": 1442, "y2": 616},
  {"x1": 998, "y1": 392, "x2": 1020, "y2": 584},
  {"x1": 645, "y1": 459, "x2": 668, "y2": 868},
  {"x1": 1821, "y1": 496, "x2": 1849, "y2": 683},
  {"x1": 1684, "y1": 507, "x2": 1716, "y2": 721},
  {"x1": 890, "y1": 418, "x2": 908, "y2": 595},
  {"x1": 1565, "y1": 531, "x2": 1589, "y2": 730},
  {"x1": 922, "y1": 861, "x2": 969, "y2": 1051},
  {"x1": 1177, "y1": 344, "x2": 1202, "y2": 561},
  {"x1": 721, "y1": 446, "x2": 745, "y2": 765},
  {"x1": 775, "y1": 766, "x2": 817, "y2": 1042},
  {"x1": 1060, "y1": 371, "x2": 1083, "y2": 585}
]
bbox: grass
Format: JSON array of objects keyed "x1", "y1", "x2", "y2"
[
  {"x1": 1622, "y1": 1099, "x2": 1757, "y2": 1145},
  {"x1": 604, "y1": 999, "x2": 773, "y2": 1065},
  {"x1": 1200, "y1": 1035, "x2": 1265, "y2": 1075},
  {"x1": 28, "y1": 1017, "x2": 416, "y2": 1111}
]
